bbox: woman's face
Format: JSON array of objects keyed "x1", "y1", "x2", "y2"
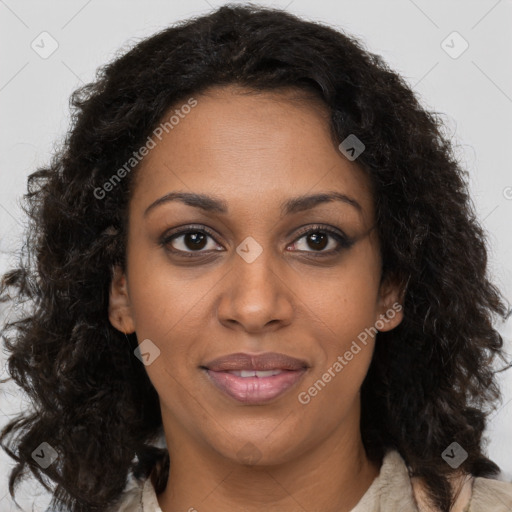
[{"x1": 109, "y1": 85, "x2": 403, "y2": 466}]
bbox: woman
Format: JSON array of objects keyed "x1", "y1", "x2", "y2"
[{"x1": 1, "y1": 4, "x2": 511, "y2": 512}]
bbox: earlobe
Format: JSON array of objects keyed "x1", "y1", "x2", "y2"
[{"x1": 108, "y1": 265, "x2": 136, "y2": 334}]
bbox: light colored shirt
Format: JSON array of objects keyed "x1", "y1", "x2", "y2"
[{"x1": 112, "y1": 449, "x2": 512, "y2": 511}]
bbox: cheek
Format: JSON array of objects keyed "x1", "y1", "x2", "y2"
[
  {"x1": 296, "y1": 284, "x2": 378, "y2": 422},
  {"x1": 128, "y1": 277, "x2": 209, "y2": 373},
  {"x1": 300, "y1": 282, "x2": 378, "y2": 390},
  {"x1": 295, "y1": 343, "x2": 373, "y2": 439},
  {"x1": 306, "y1": 244, "x2": 381, "y2": 337},
  {"x1": 295, "y1": 244, "x2": 380, "y2": 402},
  {"x1": 126, "y1": 241, "x2": 215, "y2": 337},
  {"x1": 124, "y1": 250, "x2": 213, "y2": 392}
]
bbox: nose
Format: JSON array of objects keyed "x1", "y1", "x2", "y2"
[{"x1": 216, "y1": 244, "x2": 294, "y2": 334}]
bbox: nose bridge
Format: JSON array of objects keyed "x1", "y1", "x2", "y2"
[
  {"x1": 235, "y1": 236, "x2": 278, "y2": 286},
  {"x1": 233, "y1": 234, "x2": 282, "y2": 300},
  {"x1": 216, "y1": 234, "x2": 293, "y2": 331}
]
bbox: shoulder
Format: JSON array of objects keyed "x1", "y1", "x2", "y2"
[
  {"x1": 102, "y1": 471, "x2": 147, "y2": 512},
  {"x1": 107, "y1": 473, "x2": 163, "y2": 512},
  {"x1": 106, "y1": 485, "x2": 142, "y2": 511},
  {"x1": 412, "y1": 469, "x2": 512, "y2": 512},
  {"x1": 467, "y1": 475, "x2": 512, "y2": 511}
]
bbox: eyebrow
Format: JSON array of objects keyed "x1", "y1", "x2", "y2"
[{"x1": 144, "y1": 191, "x2": 362, "y2": 218}]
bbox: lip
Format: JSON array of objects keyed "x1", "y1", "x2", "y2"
[
  {"x1": 204, "y1": 368, "x2": 307, "y2": 404},
  {"x1": 203, "y1": 352, "x2": 309, "y2": 372},
  {"x1": 201, "y1": 352, "x2": 309, "y2": 404}
]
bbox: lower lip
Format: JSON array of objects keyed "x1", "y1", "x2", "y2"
[{"x1": 204, "y1": 369, "x2": 307, "y2": 404}]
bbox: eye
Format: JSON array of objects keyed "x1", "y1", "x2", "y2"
[
  {"x1": 287, "y1": 224, "x2": 355, "y2": 257},
  {"x1": 160, "y1": 225, "x2": 222, "y2": 257},
  {"x1": 160, "y1": 224, "x2": 354, "y2": 258}
]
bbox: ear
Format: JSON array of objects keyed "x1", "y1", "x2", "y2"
[
  {"x1": 108, "y1": 265, "x2": 136, "y2": 334},
  {"x1": 375, "y1": 274, "x2": 404, "y2": 332}
]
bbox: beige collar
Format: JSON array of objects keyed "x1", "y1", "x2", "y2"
[{"x1": 411, "y1": 472, "x2": 473, "y2": 512}]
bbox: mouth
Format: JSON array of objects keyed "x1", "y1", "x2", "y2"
[{"x1": 201, "y1": 352, "x2": 309, "y2": 404}]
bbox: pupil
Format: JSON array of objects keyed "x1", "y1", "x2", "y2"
[
  {"x1": 186, "y1": 232, "x2": 207, "y2": 250},
  {"x1": 308, "y1": 232, "x2": 327, "y2": 250}
]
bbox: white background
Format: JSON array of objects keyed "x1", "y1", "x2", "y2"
[{"x1": 0, "y1": 0, "x2": 511, "y2": 510}]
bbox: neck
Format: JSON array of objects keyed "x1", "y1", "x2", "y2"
[{"x1": 156, "y1": 412, "x2": 381, "y2": 512}]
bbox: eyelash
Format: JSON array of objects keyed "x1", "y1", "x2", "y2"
[{"x1": 159, "y1": 224, "x2": 355, "y2": 259}]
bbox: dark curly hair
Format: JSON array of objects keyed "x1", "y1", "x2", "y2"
[{"x1": 1, "y1": 3, "x2": 510, "y2": 511}]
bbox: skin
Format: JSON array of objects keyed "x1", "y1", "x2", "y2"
[{"x1": 109, "y1": 84, "x2": 404, "y2": 512}]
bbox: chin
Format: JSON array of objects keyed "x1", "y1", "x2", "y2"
[{"x1": 208, "y1": 430, "x2": 305, "y2": 468}]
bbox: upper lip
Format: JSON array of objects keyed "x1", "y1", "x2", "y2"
[{"x1": 202, "y1": 352, "x2": 309, "y2": 372}]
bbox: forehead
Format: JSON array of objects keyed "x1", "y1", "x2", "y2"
[{"x1": 130, "y1": 85, "x2": 374, "y2": 221}]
